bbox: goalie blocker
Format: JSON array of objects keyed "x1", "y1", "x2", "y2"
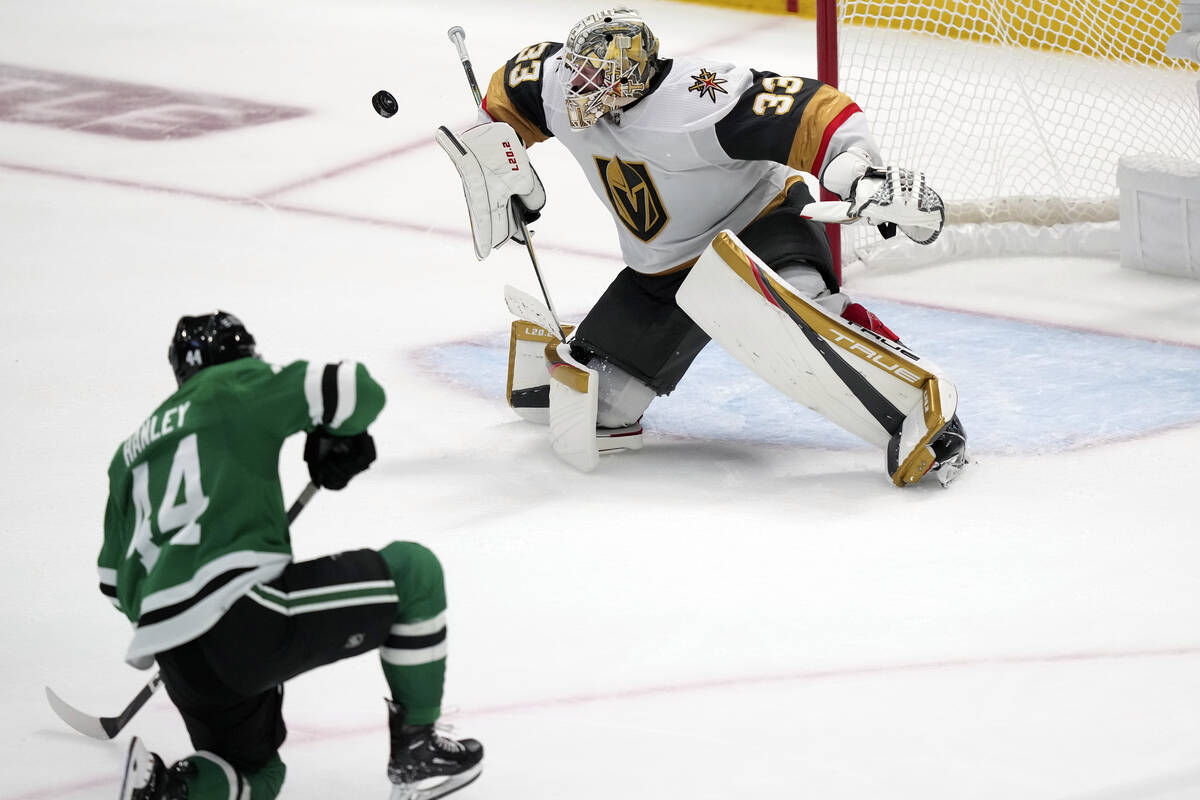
[{"x1": 675, "y1": 231, "x2": 966, "y2": 487}]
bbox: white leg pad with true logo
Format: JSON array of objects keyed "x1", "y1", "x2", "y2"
[
  {"x1": 545, "y1": 342, "x2": 601, "y2": 472},
  {"x1": 676, "y1": 230, "x2": 958, "y2": 486}
]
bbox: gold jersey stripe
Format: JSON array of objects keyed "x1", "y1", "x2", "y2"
[
  {"x1": 648, "y1": 257, "x2": 699, "y2": 276},
  {"x1": 787, "y1": 84, "x2": 856, "y2": 174},
  {"x1": 749, "y1": 174, "x2": 810, "y2": 223},
  {"x1": 485, "y1": 66, "x2": 551, "y2": 146}
]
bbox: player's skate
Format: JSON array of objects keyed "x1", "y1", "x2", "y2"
[
  {"x1": 119, "y1": 737, "x2": 191, "y2": 800},
  {"x1": 387, "y1": 702, "x2": 483, "y2": 800}
]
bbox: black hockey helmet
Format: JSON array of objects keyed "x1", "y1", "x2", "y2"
[{"x1": 168, "y1": 310, "x2": 258, "y2": 387}]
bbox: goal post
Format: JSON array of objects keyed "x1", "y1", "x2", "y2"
[
  {"x1": 817, "y1": 0, "x2": 1200, "y2": 267},
  {"x1": 815, "y1": 0, "x2": 842, "y2": 280}
]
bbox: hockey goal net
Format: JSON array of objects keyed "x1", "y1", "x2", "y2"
[{"x1": 821, "y1": 0, "x2": 1200, "y2": 267}]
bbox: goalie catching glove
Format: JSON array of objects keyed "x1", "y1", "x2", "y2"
[
  {"x1": 436, "y1": 121, "x2": 547, "y2": 260},
  {"x1": 807, "y1": 147, "x2": 945, "y2": 245}
]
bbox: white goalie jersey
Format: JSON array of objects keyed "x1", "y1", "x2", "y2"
[{"x1": 483, "y1": 44, "x2": 882, "y2": 274}]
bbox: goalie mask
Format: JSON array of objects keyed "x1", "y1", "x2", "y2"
[
  {"x1": 559, "y1": 7, "x2": 659, "y2": 129},
  {"x1": 168, "y1": 310, "x2": 258, "y2": 387}
]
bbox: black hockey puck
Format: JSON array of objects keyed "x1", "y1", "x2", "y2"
[{"x1": 372, "y1": 90, "x2": 398, "y2": 119}]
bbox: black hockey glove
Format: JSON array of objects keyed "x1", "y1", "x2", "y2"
[{"x1": 303, "y1": 428, "x2": 376, "y2": 491}]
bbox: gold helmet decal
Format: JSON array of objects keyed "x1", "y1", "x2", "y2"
[
  {"x1": 560, "y1": 8, "x2": 660, "y2": 129},
  {"x1": 594, "y1": 155, "x2": 669, "y2": 242}
]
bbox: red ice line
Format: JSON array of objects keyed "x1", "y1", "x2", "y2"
[
  {"x1": 0, "y1": 16, "x2": 787, "y2": 268},
  {"x1": 13, "y1": 18, "x2": 1191, "y2": 796},
  {"x1": 0, "y1": 155, "x2": 617, "y2": 263},
  {"x1": 252, "y1": 135, "x2": 440, "y2": 200},
  {"x1": 17, "y1": 645, "x2": 1200, "y2": 799},
  {"x1": 288, "y1": 643, "x2": 1200, "y2": 742}
]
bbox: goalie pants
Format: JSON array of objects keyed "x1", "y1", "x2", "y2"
[
  {"x1": 571, "y1": 180, "x2": 839, "y2": 394},
  {"x1": 155, "y1": 543, "x2": 447, "y2": 779}
]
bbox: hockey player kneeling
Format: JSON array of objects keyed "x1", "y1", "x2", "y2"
[
  {"x1": 439, "y1": 7, "x2": 967, "y2": 486},
  {"x1": 102, "y1": 312, "x2": 482, "y2": 800}
]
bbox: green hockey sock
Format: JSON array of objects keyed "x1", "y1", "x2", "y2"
[
  {"x1": 378, "y1": 541, "x2": 448, "y2": 725},
  {"x1": 179, "y1": 751, "x2": 285, "y2": 800}
]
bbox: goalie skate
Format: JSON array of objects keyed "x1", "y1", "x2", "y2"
[
  {"x1": 597, "y1": 422, "x2": 644, "y2": 453},
  {"x1": 927, "y1": 415, "x2": 969, "y2": 487}
]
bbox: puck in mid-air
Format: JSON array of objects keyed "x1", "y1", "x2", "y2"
[{"x1": 372, "y1": 90, "x2": 398, "y2": 118}]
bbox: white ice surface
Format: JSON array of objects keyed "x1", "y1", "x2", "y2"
[{"x1": 4, "y1": 1, "x2": 1200, "y2": 799}]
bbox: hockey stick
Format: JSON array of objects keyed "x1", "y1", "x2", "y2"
[
  {"x1": 447, "y1": 25, "x2": 568, "y2": 342},
  {"x1": 46, "y1": 671, "x2": 162, "y2": 741},
  {"x1": 45, "y1": 481, "x2": 319, "y2": 740},
  {"x1": 447, "y1": 25, "x2": 483, "y2": 108},
  {"x1": 510, "y1": 212, "x2": 567, "y2": 341},
  {"x1": 504, "y1": 284, "x2": 564, "y2": 341}
]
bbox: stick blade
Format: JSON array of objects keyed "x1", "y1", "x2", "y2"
[
  {"x1": 45, "y1": 686, "x2": 116, "y2": 739},
  {"x1": 503, "y1": 285, "x2": 563, "y2": 340}
]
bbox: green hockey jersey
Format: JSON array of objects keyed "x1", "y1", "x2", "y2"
[{"x1": 97, "y1": 358, "x2": 385, "y2": 668}]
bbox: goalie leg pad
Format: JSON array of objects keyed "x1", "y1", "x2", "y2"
[
  {"x1": 841, "y1": 302, "x2": 899, "y2": 342},
  {"x1": 676, "y1": 230, "x2": 961, "y2": 487},
  {"x1": 887, "y1": 378, "x2": 959, "y2": 486},
  {"x1": 738, "y1": 178, "x2": 840, "y2": 294},
  {"x1": 775, "y1": 264, "x2": 900, "y2": 343},
  {"x1": 507, "y1": 320, "x2": 574, "y2": 424},
  {"x1": 543, "y1": 344, "x2": 644, "y2": 471},
  {"x1": 545, "y1": 342, "x2": 600, "y2": 472}
]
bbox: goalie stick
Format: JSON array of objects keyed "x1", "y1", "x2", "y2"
[
  {"x1": 45, "y1": 481, "x2": 319, "y2": 740},
  {"x1": 446, "y1": 25, "x2": 567, "y2": 341},
  {"x1": 504, "y1": 284, "x2": 564, "y2": 342}
]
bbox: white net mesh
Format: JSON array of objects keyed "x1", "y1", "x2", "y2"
[{"x1": 836, "y1": 0, "x2": 1200, "y2": 263}]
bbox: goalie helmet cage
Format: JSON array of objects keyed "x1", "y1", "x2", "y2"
[{"x1": 815, "y1": 0, "x2": 1200, "y2": 269}]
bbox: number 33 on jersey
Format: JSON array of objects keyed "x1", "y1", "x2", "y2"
[{"x1": 483, "y1": 43, "x2": 879, "y2": 274}]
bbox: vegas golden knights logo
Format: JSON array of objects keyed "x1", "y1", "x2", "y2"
[{"x1": 593, "y1": 156, "x2": 669, "y2": 242}]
